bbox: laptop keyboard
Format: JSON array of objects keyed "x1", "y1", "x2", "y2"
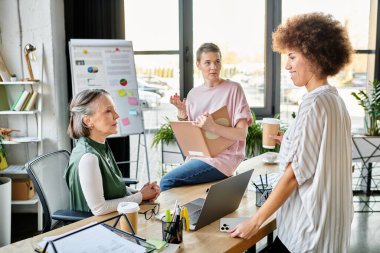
[{"x1": 189, "y1": 209, "x2": 202, "y2": 225}]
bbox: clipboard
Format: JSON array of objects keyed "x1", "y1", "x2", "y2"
[
  {"x1": 170, "y1": 106, "x2": 235, "y2": 158},
  {"x1": 35, "y1": 214, "x2": 156, "y2": 253}
]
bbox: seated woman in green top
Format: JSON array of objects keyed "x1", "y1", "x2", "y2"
[{"x1": 65, "y1": 89, "x2": 160, "y2": 215}]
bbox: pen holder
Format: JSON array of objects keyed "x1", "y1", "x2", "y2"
[
  {"x1": 161, "y1": 216, "x2": 183, "y2": 244},
  {"x1": 255, "y1": 185, "x2": 272, "y2": 207}
]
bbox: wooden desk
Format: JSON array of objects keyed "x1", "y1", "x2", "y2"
[{"x1": 0, "y1": 154, "x2": 279, "y2": 253}]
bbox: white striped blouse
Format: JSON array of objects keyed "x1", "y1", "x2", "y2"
[{"x1": 276, "y1": 84, "x2": 353, "y2": 253}]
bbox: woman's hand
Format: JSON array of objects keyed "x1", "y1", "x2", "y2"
[
  {"x1": 140, "y1": 181, "x2": 161, "y2": 201},
  {"x1": 270, "y1": 132, "x2": 283, "y2": 145},
  {"x1": 170, "y1": 93, "x2": 187, "y2": 119},
  {"x1": 229, "y1": 216, "x2": 261, "y2": 239},
  {"x1": 193, "y1": 112, "x2": 216, "y2": 131}
]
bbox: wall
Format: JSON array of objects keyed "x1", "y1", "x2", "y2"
[{"x1": 0, "y1": 0, "x2": 70, "y2": 165}]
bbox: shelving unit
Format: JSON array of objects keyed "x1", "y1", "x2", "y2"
[{"x1": 0, "y1": 79, "x2": 43, "y2": 231}]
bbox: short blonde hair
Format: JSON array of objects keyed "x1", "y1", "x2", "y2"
[{"x1": 196, "y1": 43, "x2": 222, "y2": 62}]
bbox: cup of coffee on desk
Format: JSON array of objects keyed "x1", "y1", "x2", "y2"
[
  {"x1": 262, "y1": 118, "x2": 280, "y2": 149},
  {"x1": 117, "y1": 202, "x2": 140, "y2": 234}
]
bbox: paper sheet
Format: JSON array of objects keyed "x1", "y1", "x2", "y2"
[{"x1": 38, "y1": 222, "x2": 145, "y2": 253}]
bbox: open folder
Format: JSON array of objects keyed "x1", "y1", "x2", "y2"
[{"x1": 170, "y1": 105, "x2": 235, "y2": 158}]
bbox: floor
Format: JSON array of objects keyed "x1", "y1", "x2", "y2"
[{"x1": 8, "y1": 133, "x2": 380, "y2": 252}]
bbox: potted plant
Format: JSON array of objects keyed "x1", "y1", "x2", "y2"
[
  {"x1": 151, "y1": 117, "x2": 176, "y2": 148},
  {"x1": 351, "y1": 79, "x2": 380, "y2": 136},
  {"x1": 0, "y1": 134, "x2": 7, "y2": 170}
]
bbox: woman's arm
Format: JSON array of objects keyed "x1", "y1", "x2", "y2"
[
  {"x1": 194, "y1": 114, "x2": 248, "y2": 141},
  {"x1": 230, "y1": 163, "x2": 298, "y2": 239},
  {"x1": 78, "y1": 153, "x2": 142, "y2": 215}
]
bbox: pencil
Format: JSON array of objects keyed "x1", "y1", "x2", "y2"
[
  {"x1": 260, "y1": 175, "x2": 265, "y2": 191},
  {"x1": 253, "y1": 182, "x2": 264, "y2": 194}
]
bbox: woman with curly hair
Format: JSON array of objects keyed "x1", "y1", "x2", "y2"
[{"x1": 230, "y1": 13, "x2": 354, "y2": 252}]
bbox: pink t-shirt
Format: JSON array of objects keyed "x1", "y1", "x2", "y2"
[{"x1": 185, "y1": 80, "x2": 252, "y2": 176}]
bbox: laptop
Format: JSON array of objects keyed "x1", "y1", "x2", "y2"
[
  {"x1": 170, "y1": 106, "x2": 235, "y2": 158},
  {"x1": 183, "y1": 169, "x2": 254, "y2": 231}
]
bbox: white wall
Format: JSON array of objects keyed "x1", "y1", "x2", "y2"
[{"x1": 0, "y1": 0, "x2": 70, "y2": 165}]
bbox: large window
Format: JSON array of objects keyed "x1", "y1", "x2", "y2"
[
  {"x1": 124, "y1": 0, "x2": 180, "y2": 129},
  {"x1": 125, "y1": 0, "x2": 379, "y2": 130},
  {"x1": 193, "y1": 0, "x2": 265, "y2": 108}
]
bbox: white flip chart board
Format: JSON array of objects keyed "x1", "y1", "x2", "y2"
[{"x1": 69, "y1": 39, "x2": 144, "y2": 136}]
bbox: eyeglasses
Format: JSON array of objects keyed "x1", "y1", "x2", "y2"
[{"x1": 138, "y1": 203, "x2": 160, "y2": 220}]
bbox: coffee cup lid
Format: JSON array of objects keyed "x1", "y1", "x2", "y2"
[
  {"x1": 117, "y1": 202, "x2": 140, "y2": 213},
  {"x1": 262, "y1": 118, "x2": 280, "y2": 124}
]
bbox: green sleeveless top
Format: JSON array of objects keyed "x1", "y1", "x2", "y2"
[{"x1": 64, "y1": 137, "x2": 128, "y2": 213}]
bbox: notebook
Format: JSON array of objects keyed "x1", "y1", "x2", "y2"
[
  {"x1": 182, "y1": 169, "x2": 254, "y2": 231},
  {"x1": 170, "y1": 106, "x2": 235, "y2": 158}
]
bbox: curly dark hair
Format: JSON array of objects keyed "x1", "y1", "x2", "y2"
[{"x1": 272, "y1": 12, "x2": 353, "y2": 77}]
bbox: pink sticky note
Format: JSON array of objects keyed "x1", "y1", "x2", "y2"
[
  {"x1": 121, "y1": 117, "x2": 130, "y2": 126},
  {"x1": 128, "y1": 97, "x2": 138, "y2": 105}
]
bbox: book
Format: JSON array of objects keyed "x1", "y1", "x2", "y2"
[
  {"x1": 170, "y1": 106, "x2": 235, "y2": 158},
  {"x1": 10, "y1": 90, "x2": 25, "y2": 111},
  {"x1": 24, "y1": 90, "x2": 38, "y2": 111},
  {"x1": 20, "y1": 91, "x2": 32, "y2": 111},
  {"x1": 13, "y1": 90, "x2": 30, "y2": 111}
]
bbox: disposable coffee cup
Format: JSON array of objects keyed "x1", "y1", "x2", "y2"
[
  {"x1": 262, "y1": 118, "x2": 280, "y2": 149},
  {"x1": 117, "y1": 202, "x2": 140, "y2": 234}
]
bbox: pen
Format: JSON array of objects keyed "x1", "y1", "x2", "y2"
[
  {"x1": 265, "y1": 173, "x2": 268, "y2": 186},
  {"x1": 180, "y1": 206, "x2": 190, "y2": 231},
  {"x1": 252, "y1": 182, "x2": 264, "y2": 194},
  {"x1": 171, "y1": 200, "x2": 178, "y2": 222},
  {"x1": 165, "y1": 209, "x2": 171, "y2": 228},
  {"x1": 260, "y1": 175, "x2": 265, "y2": 192}
]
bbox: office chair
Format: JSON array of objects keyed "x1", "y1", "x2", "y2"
[{"x1": 26, "y1": 150, "x2": 92, "y2": 232}]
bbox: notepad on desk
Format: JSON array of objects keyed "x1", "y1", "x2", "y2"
[
  {"x1": 37, "y1": 222, "x2": 146, "y2": 253},
  {"x1": 170, "y1": 106, "x2": 235, "y2": 158}
]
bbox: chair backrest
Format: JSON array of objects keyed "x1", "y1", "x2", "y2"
[{"x1": 26, "y1": 150, "x2": 71, "y2": 232}]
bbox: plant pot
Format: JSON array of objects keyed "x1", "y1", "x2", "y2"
[
  {"x1": 0, "y1": 152, "x2": 8, "y2": 170},
  {"x1": 0, "y1": 177, "x2": 11, "y2": 246}
]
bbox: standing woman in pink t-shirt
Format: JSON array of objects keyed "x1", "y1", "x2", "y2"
[{"x1": 160, "y1": 43, "x2": 252, "y2": 191}]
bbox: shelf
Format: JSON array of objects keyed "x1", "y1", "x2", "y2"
[
  {"x1": 0, "y1": 81, "x2": 39, "y2": 85},
  {"x1": 0, "y1": 110, "x2": 38, "y2": 115},
  {"x1": 2, "y1": 137, "x2": 41, "y2": 144},
  {"x1": 12, "y1": 195, "x2": 38, "y2": 205}
]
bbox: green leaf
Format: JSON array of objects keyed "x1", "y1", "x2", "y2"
[{"x1": 351, "y1": 79, "x2": 380, "y2": 136}]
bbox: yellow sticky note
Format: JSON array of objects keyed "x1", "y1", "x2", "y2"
[
  {"x1": 127, "y1": 90, "x2": 134, "y2": 96},
  {"x1": 82, "y1": 49, "x2": 88, "y2": 54},
  {"x1": 117, "y1": 89, "x2": 126, "y2": 97}
]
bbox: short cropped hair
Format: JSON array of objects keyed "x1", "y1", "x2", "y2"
[
  {"x1": 196, "y1": 43, "x2": 222, "y2": 62},
  {"x1": 67, "y1": 89, "x2": 110, "y2": 139},
  {"x1": 272, "y1": 12, "x2": 353, "y2": 77}
]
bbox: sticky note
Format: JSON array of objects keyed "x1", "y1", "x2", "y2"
[
  {"x1": 127, "y1": 90, "x2": 134, "y2": 96},
  {"x1": 121, "y1": 117, "x2": 130, "y2": 126},
  {"x1": 129, "y1": 109, "x2": 138, "y2": 116},
  {"x1": 117, "y1": 89, "x2": 126, "y2": 97},
  {"x1": 128, "y1": 97, "x2": 138, "y2": 105},
  {"x1": 82, "y1": 49, "x2": 88, "y2": 54}
]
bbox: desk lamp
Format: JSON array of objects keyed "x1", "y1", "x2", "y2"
[{"x1": 24, "y1": 43, "x2": 37, "y2": 81}]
